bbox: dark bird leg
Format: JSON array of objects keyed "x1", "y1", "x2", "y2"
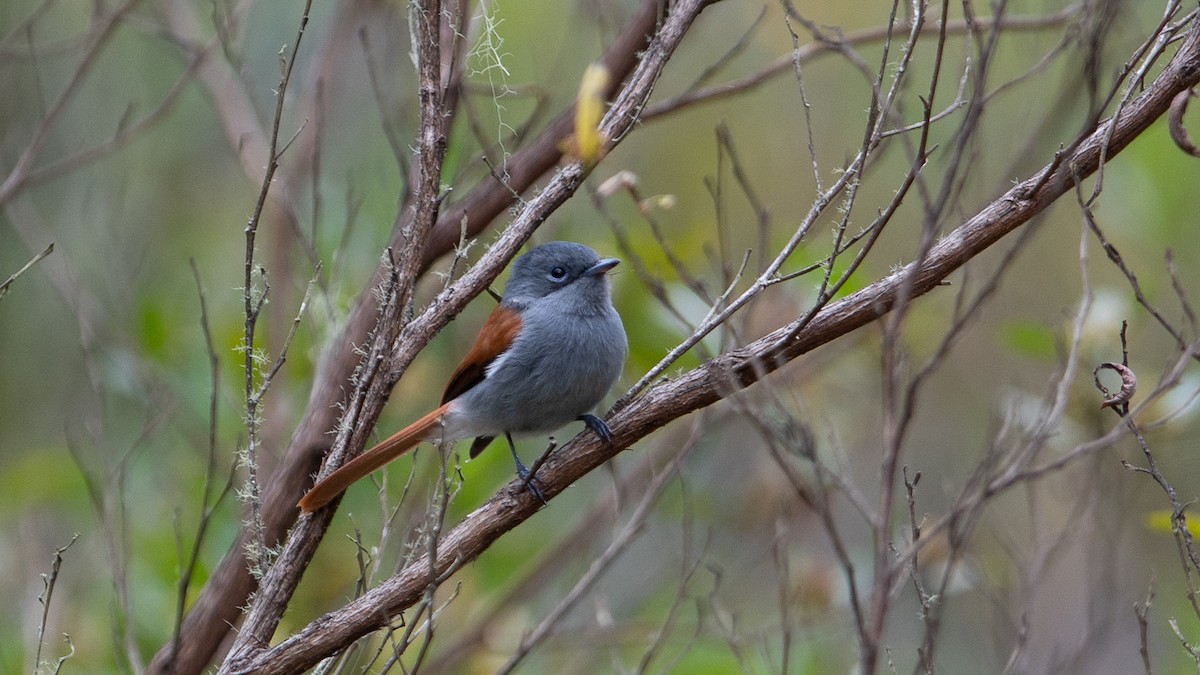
[{"x1": 506, "y1": 432, "x2": 546, "y2": 503}]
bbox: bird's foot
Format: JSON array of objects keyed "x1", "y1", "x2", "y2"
[
  {"x1": 515, "y1": 460, "x2": 547, "y2": 503},
  {"x1": 508, "y1": 441, "x2": 547, "y2": 503},
  {"x1": 578, "y1": 413, "x2": 613, "y2": 445}
]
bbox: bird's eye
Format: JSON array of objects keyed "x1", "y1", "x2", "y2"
[{"x1": 548, "y1": 266, "x2": 568, "y2": 281}]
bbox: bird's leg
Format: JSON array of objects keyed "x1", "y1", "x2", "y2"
[
  {"x1": 578, "y1": 413, "x2": 613, "y2": 445},
  {"x1": 506, "y1": 432, "x2": 546, "y2": 503}
]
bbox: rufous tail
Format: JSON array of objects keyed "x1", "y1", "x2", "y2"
[{"x1": 298, "y1": 403, "x2": 451, "y2": 511}]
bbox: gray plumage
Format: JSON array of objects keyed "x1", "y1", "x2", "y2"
[
  {"x1": 444, "y1": 242, "x2": 627, "y2": 441},
  {"x1": 296, "y1": 241, "x2": 627, "y2": 511}
]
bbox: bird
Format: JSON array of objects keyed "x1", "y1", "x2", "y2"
[{"x1": 298, "y1": 241, "x2": 627, "y2": 512}]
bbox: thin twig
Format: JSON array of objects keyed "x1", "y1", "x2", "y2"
[
  {"x1": 0, "y1": 241, "x2": 53, "y2": 301},
  {"x1": 34, "y1": 535, "x2": 78, "y2": 673},
  {"x1": 239, "y1": 0, "x2": 314, "y2": 574}
]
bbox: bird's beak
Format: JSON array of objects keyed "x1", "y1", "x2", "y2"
[{"x1": 584, "y1": 258, "x2": 620, "y2": 277}]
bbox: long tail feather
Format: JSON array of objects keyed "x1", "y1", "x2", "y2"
[{"x1": 298, "y1": 403, "x2": 451, "y2": 511}]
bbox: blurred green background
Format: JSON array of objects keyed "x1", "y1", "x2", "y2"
[{"x1": 3, "y1": 0, "x2": 1200, "y2": 673}]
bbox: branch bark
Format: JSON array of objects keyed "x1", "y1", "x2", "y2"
[
  {"x1": 227, "y1": 10, "x2": 1200, "y2": 673},
  {"x1": 148, "y1": 2, "x2": 668, "y2": 673},
  {"x1": 216, "y1": 0, "x2": 711, "y2": 672}
]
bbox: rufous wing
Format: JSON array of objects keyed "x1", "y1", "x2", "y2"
[{"x1": 441, "y1": 304, "x2": 522, "y2": 403}]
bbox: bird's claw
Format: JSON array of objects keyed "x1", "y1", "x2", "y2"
[
  {"x1": 514, "y1": 459, "x2": 547, "y2": 503},
  {"x1": 578, "y1": 413, "x2": 613, "y2": 445},
  {"x1": 507, "y1": 437, "x2": 547, "y2": 504}
]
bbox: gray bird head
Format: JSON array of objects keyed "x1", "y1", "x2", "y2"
[{"x1": 503, "y1": 242, "x2": 619, "y2": 302}]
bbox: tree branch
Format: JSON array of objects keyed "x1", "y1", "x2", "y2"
[
  {"x1": 218, "y1": 0, "x2": 711, "y2": 670},
  {"x1": 231, "y1": 12, "x2": 1200, "y2": 672},
  {"x1": 147, "y1": 2, "x2": 664, "y2": 672}
]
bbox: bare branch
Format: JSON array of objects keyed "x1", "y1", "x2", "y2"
[
  {"x1": 222, "y1": 12, "x2": 1200, "y2": 673},
  {"x1": 34, "y1": 535, "x2": 78, "y2": 674},
  {"x1": 148, "y1": 3, "x2": 667, "y2": 670},
  {"x1": 0, "y1": 241, "x2": 53, "y2": 301},
  {"x1": 1169, "y1": 86, "x2": 1200, "y2": 156}
]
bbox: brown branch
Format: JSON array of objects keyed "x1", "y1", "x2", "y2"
[
  {"x1": 217, "y1": 1, "x2": 711, "y2": 671},
  {"x1": 1169, "y1": 86, "x2": 1200, "y2": 156},
  {"x1": 147, "y1": 2, "x2": 663, "y2": 672},
  {"x1": 229, "y1": 12, "x2": 1200, "y2": 673},
  {"x1": 220, "y1": 0, "x2": 448, "y2": 665}
]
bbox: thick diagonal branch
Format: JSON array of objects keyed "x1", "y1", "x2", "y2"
[
  {"x1": 234, "y1": 14, "x2": 1200, "y2": 674},
  {"x1": 147, "y1": 3, "x2": 664, "y2": 673}
]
